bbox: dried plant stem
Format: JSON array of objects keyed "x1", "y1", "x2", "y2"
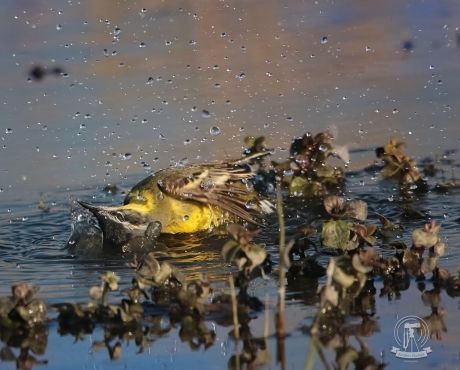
[
  {"x1": 276, "y1": 183, "x2": 286, "y2": 338},
  {"x1": 229, "y1": 275, "x2": 240, "y2": 370},
  {"x1": 264, "y1": 293, "x2": 270, "y2": 338},
  {"x1": 229, "y1": 275, "x2": 239, "y2": 339},
  {"x1": 102, "y1": 283, "x2": 108, "y2": 307},
  {"x1": 305, "y1": 336, "x2": 330, "y2": 370}
]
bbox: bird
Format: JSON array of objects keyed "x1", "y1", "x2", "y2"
[{"x1": 78, "y1": 152, "x2": 274, "y2": 248}]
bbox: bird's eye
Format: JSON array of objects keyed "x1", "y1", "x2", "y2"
[{"x1": 115, "y1": 211, "x2": 125, "y2": 222}]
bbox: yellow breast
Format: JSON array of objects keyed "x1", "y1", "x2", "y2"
[{"x1": 161, "y1": 197, "x2": 227, "y2": 233}]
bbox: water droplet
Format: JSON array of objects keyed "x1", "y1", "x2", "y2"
[
  {"x1": 5, "y1": 128, "x2": 12, "y2": 134},
  {"x1": 56, "y1": 25, "x2": 62, "y2": 30},
  {"x1": 245, "y1": 199, "x2": 256, "y2": 209},
  {"x1": 80, "y1": 123, "x2": 86, "y2": 129},
  {"x1": 430, "y1": 65, "x2": 434, "y2": 70},
  {"x1": 85, "y1": 114, "x2": 91, "y2": 119},
  {"x1": 184, "y1": 139, "x2": 191, "y2": 146},
  {"x1": 365, "y1": 46, "x2": 371, "y2": 52},
  {"x1": 392, "y1": 109, "x2": 398, "y2": 114},
  {"x1": 215, "y1": 83, "x2": 221, "y2": 88},
  {"x1": 183, "y1": 215, "x2": 190, "y2": 221},
  {"x1": 263, "y1": 123, "x2": 269, "y2": 129},
  {"x1": 359, "y1": 180, "x2": 364, "y2": 186},
  {"x1": 36, "y1": 147, "x2": 39, "y2": 152},
  {"x1": 122, "y1": 153, "x2": 132, "y2": 160},
  {"x1": 165, "y1": 41, "x2": 171, "y2": 46},
  {"x1": 286, "y1": 117, "x2": 293, "y2": 122},
  {"x1": 321, "y1": 36, "x2": 328, "y2": 44},
  {"x1": 103, "y1": 49, "x2": 109, "y2": 57},
  {"x1": 114, "y1": 27, "x2": 121, "y2": 37},
  {"x1": 189, "y1": 40, "x2": 196, "y2": 46},
  {"x1": 319, "y1": 145, "x2": 328, "y2": 153},
  {"x1": 202, "y1": 110, "x2": 211, "y2": 119},
  {"x1": 139, "y1": 43, "x2": 146, "y2": 48},
  {"x1": 283, "y1": 169, "x2": 294, "y2": 177},
  {"x1": 159, "y1": 134, "x2": 167, "y2": 140},
  {"x1": 210, "y1": 127, "x2": 220, "y2": 136},
  {"x1": 388, "y1": 195, "x2": 394, "y2": 202},
  {"x1": 111, "y1": 51, "x2": 117, "y2": 56},
  {"x1": 156, "y1": 191, "x2": 164, "y2": 201},
  {"x1": 178, "y1": 158, "x2": 188, "y2": 166},
  {"x1": 141, "y1": 8, "x2": 147, "y2": 13}
]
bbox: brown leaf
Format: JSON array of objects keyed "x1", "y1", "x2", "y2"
[
  {"x1": 226, "y1": 223, "x2": 261, "y2": 245},
  {"x1": 376, "y1": 213, "x2": 391, "y2": 228},
  {"x1": 324, "y1": 195, "x2": 344, "y2": 216},
  {"x1": 11, "y1": 283, "x2": 40, "y2": 305}
]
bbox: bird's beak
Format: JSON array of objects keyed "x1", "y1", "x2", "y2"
[{"x1": 77, "y1": 201, "x2": 102, "y2": 217}]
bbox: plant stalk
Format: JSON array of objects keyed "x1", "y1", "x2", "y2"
[
  {"x1": 276, "y1": 182, "x2": 286, "y2": 338},
  {"x1": 229, "y1": 275, "x2": 240, "y2": 340}
]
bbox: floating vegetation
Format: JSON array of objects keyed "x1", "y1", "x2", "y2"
[
  {"x1": 375, "y1": 138, "x2": 428, "y2": 195},
  {"x1": 270, "y1": 131, "x2": 348, "y2": 197}
]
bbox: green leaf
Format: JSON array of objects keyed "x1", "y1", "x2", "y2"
[
  {"x1": 244, "y1": 243, "x2": 267, "y2": 268},
  {"x1": 316, "y1": 165, "x2": 335, "y2": 178},
  {"x1": 15, "y1": 299, "x2": 47, "y2": 325},
  {"x1": 289, "y1": 176, "x2": 308, "y2": 196},
  {"x1": 0, "y1": 296, "x2": 18, "y2": 315},
  {"x1": 421, "y1": 256, "x2": 439, "y2": 275},
  {"x1": 321, "y1": 220, "x2": 350, "y2": 250},
  {"x1": 332, "y1": 266, "x2": 355, "y2": 288},
  {"x1": 154, "y1": 262, "x2": 173, "y2": 285},
  {"x1": 382, "y1": 162, "x2": 401, "y2": 178}
]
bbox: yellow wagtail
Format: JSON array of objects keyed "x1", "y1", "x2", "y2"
[{"x1": 78, "y1": 152, "x2": 274, "y2": 247}]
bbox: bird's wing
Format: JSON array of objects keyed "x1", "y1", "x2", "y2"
[{"x1": 159, "y1": 162, "x2": 263, "y2": 224}]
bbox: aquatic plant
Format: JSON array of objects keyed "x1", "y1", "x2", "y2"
[
  {"x1": 269, "y1": 131, "x2": 348, "y2": 197},
  {"x1": 376, "y1": 138, "x2": 428, "y2": 195}
]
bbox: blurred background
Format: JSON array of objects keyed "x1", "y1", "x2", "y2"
[{"x1": 0, "y1": 0, "x2": 459, "y2": 198}]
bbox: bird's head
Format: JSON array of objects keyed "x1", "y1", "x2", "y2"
[{"x1": 78, "y1": 201, "x2": 162, "y2": 248}]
